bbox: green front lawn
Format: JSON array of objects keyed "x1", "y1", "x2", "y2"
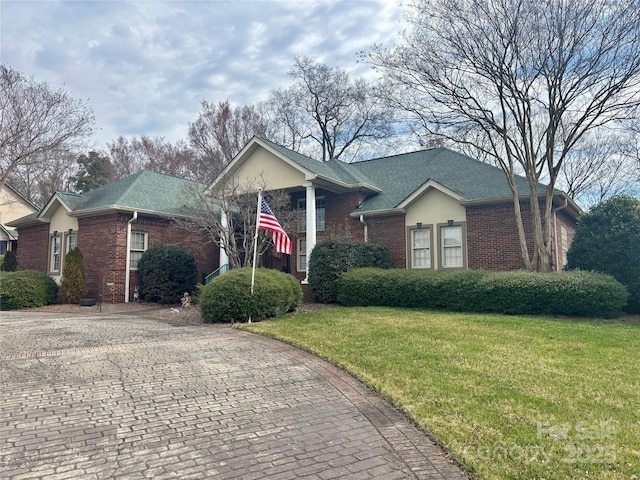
[{"x1": 239, "y1": 307, "x2": 640, "y2": 479}]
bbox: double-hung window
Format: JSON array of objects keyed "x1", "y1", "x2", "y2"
[
  {"x1": 297, "y1": 238, "x2": 307, "y2": 272},
  {"x1": 49, "y1": 235, "x2": 61, "y2": 273},
  {"x1": 130, "y1": 232, "x2": 147, "y2": 269},
  {"x1": 440, "y1": 224, "x2": 464, "y2": 268},
  {"x1": 298, "y1": 198, "x2": 325, "y2": 232},
  {"x1": 411, "y1": 227, "x2": 431, "y2": 268},
  {"x1": 66, "y1": 231, "x2": 77, "y2": 253}
]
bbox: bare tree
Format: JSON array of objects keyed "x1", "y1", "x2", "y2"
[
  {"x1": 176, "y1": 176, "x2": 296, "y2": 270},
  {"x1": 267, "y1": 56, "x2": 394, "y2": 162},
  {"x1": 0, "y1": 65, "x2": 94, "y2": 191},
  {"x1": 107, "y1": 135, "x2": 200, "y2": 181},
  {"x1": 558, "y1": 129, "x2": 638, "y2": 207},
  {"x1": 7, "y1": 148, "x2": 78, "y2": 206},
  {"x1": 188, "y1": 100, "x2": 273, "y2": 180},
  {"x1": 368, "y1": 0, "x2": 640, "y2": 271}
]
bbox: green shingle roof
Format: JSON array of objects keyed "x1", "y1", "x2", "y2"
[
  {"x1": 72, "y1": 170, "x2": 206, "y2": 215},
  {"x1": 256, "y1": 138, "x2": 545, "y2": 213}
]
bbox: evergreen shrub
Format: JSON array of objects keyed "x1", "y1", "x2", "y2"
[
  {"x1": 308, "y1": 240, "x2": 391, "y2": 303},
  {"x1": 0, "y1": 270, "x2": 59, "y2": 310},
  {"x1": 60, "y1": 247, "x2": 86, "y2": 304},
  {"x1": 199, "y1": 268, "x2": 303, "y2": 323},
  {"x1": 337, "y1": 268, "x2": 627, "y2": 318},
  {"x1": 567, "y1": 195, "x2": 640, "y2": 313},
  {"x1": 137, "y1": 245, "x2": 198, "y2": 304},
  {"x1": 1, "y1": 250, "x2": 17, "y2": 271}
]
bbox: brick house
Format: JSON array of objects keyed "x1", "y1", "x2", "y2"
[
  {"x1": 11, "y1": 137, "x2": 580, "y2": 303},
  {"x1": 212, "y1": 137, "x2": 581, "y2": 283},
  {"x1": 9, "y1": 171, "x2": 218, "y2": 303}
]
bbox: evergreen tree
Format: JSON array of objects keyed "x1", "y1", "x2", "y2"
[{"x1": 60, "y1": 247, "x2": 87, "y2": 304}]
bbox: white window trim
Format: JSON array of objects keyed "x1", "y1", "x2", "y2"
[
  {"x1": 49, "y1": 234, "x2": 61, "y2": 274},
  {"x1": 297, "y1": 238, "x2": 307, "y2": 272},
  {"x1": 129, "y1": 231, "x2": 148, "y2": 270}
]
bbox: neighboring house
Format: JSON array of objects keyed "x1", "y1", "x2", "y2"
[
  {"x1": 9, "y1": 171, "x2": 218, "y2": 302},
  {"x1": 211, "y1": 136, "x2": 580, "y2": 283},
  {"x1": 0, "y1": 184, "x2": 39, "y2": 255}
]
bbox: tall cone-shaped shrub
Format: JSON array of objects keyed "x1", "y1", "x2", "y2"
[{"x1": 60, "y1": 247, "x2": 87, "y2": 304}]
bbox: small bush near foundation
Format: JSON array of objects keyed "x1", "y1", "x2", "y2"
[
  {"x1": 137, "y1": 245, "x2": 198, "y2": 304},
  {"x1": 1, "y1": 251, "x2": 17, "y2": 271},
  {"x1": 0, "y1": 270, "x2": 59, "y2": 310},
  {"x1": 199, "y1": 268, "x2": 303, "y2": 323},
  {"x1": 308, "y1": 241, "x2": 391, "y2": 304},
  {"x1": 337, "y1": 268, "x2": 627, "y2": 318}
]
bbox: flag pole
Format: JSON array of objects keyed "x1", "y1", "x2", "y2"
[{"x1": 250, "y1": 189, "x2": 262, "y2": 320}]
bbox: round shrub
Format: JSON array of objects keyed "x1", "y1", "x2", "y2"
[
  {"x1": 199, "y1": 268, "x2": 303, "y2": 323},
  {"x1": 137, "y1": 245, "x2": 198, "y2": 304},
  {"x1": 0, "y1": 270, "x2": 59, "y2": 310},
  {"x1": 567, "y1": 195, "x2": 640, "y2": 313},
  {"x1": 1, "y1": 250, "x2": 18, "y2": 271},
  {"x1": 60, "y1": 247, "x2": 86, "y2": 304},
  {"x1": 308, "y1": 240, "x2": 391, "y2": 304}
]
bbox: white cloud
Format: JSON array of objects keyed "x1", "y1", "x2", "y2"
[{"x1": 1, "y1": 0, "x2": 403, "y2": 147}]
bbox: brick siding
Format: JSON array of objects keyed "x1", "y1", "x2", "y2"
[
  {"x1": 465, "y1": 200, "x2": 575, "y2": 271},
  {"x1": 367, "y1": 214, "x2": 407, "y2": 268},
  {"x1": 78, "y1": 213, "x2": 218, "y2": 303},
  {"x1": 15, "y1": 223, "x2": 49, "y2": 271}
]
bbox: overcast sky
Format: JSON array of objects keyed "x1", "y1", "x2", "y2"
[{"x1": 1, "y1": 0, "x2": 405, "y2": 150}]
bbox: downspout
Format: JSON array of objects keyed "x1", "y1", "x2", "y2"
[
  {"x1": 124, "y1": 211, "x2": 138, "y2": 302},
  {"x1": 359, "y1": 214, "x2": 368, "y2": 243},
  {"x1": 552, "y1": 198, "x2": 568, "y2": 272}
]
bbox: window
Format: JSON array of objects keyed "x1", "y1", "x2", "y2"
[
  {"x1": 130, "y1": 232, "x2": 147, "y2": 269},
  {"x1": 298, "y1": 198, "x2": 325, "y2": 232},
  {"x1": 440, "y1": 224, "x2": 464, "y2": 268},
  {"x1": 66, "y1": 232, "x2": 77, "y2": 253},
  {"x1": 561, "y1": 225, "x2": 569, "y2": 266},
  {"x1": 411, "y1": 227, "x2": 431, "y2": 268},
  {"x1": 0, "y1": 240, "x2": 7, "y2": 255},
  {"x1": 298, "y1": 238, "x2": 307, "y2": 272},
  {"x1": 49, "y1": 235, "x2": 61, "y2": 273}
]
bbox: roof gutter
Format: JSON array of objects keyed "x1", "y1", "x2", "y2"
[{"x1": 124, "y1": 211, "x2": 138, "y2": 303}]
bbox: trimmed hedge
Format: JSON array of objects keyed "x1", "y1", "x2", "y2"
[
  {"x1": 0, "y1": 270, "x2": 59, "y2": 310},
  {"x1": 137, "y1": 245, "x2": 198, "y2": 304},
  {"x1": 308, "y1": 240, "x2": 391, "y2": 304},
  {"x1": 337, "y1": 268, "x2": 628, "y2": 318},
  {"x1": 200, "y1": 268, "x2": 303, "y2": 323}
]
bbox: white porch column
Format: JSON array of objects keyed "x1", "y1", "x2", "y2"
[
  {"x1": 219, "y1": 209, "x2": 229, "y2": 268},
  {"x1": 303, "y1": 182, "x2": 316, "y2": 283}
]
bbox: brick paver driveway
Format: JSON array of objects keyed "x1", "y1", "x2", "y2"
[{"x1": 0, "y1": 309, "x2": 467, "y2": 479}]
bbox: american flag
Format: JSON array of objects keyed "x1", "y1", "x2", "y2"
[{"x1": 258, "y1": 197, "x2": 292, "y2": 255}]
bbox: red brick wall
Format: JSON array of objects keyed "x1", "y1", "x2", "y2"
[
  {"x1": 15, "y1": 223, "x2": 49, "y2": 272},
  {"x1": 78, "y1": 214, "x2": 127, "y2": 302},
  {"x1": 464, "y1": 201, "x2": 579, "y2": 271},
  {"x1": 367, "y1": 214, "x2": 407, "y2": 268},
  {"x1": 78, "y1": 213, "x2": 218, "y2": 303}
]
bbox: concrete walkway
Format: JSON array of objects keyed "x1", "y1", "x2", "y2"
[{"x1": 0, "y1": 309, "x2": 468, "y2": 479}]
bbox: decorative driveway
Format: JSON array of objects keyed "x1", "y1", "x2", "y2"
[{"x1": 0, "y1": 309, "x2": 468, "y2": 479}]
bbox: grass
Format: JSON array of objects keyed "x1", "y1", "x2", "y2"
[{"x1": 239, "y1": 307, "x2": 640, "y2": 479}]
